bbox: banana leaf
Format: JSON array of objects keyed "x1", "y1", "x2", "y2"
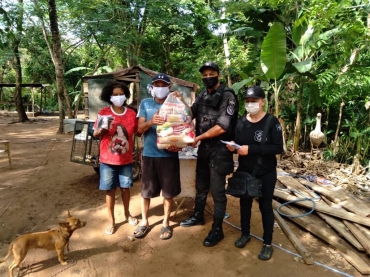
[{"x1": 260, "y1": 22, "x2": 286, "y2": 80}]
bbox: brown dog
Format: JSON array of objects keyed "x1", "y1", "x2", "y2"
[{"x1": 0, "y1": 211, "x2": 86, "y2": 277}]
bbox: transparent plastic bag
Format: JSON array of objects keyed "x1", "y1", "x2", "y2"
[{"x1": 156, "y1": 93, "x2": 194, "y2": 149}]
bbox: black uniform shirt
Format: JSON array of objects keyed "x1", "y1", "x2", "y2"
[
  {"x1": 235, "y1": 113, "x2": 283, "y2": 175},
  {"x1": 191, "y1": 83, "x2": 237, "y2": 142}
]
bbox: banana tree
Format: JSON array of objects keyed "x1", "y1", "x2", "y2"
[
  {"x1": 260, "y1": 21, "x2": 287, "y2": 119},
  {"x1": 290, "y1": 15, "x2": 316, "y2": 152},
  {"x1": 259, "y1": 22, "x2": 287, "y2": 153}
]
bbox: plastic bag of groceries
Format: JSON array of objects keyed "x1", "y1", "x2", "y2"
[{"x1": 156, "y1": 93, "x2": 195, "y2": 149}]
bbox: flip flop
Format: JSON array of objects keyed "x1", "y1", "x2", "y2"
[
  {"x1": 105, "y1": 225, "x2": 115, "y2": 235},
  {"x1": 128, "y1": 216, "x2": 139, "y2": 226},
  {"x1": 133, "y1": 225, "x2": 150, "y2": 238},
  {"x1": 160, "y1": 226, "x2": 172, "y2": 240}
]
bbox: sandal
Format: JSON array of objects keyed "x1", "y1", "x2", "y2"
[
  {"x1": 133, "y1": 225, "x2": 150, "y2": 238},
  {"x1": 160, "y1": 226, "x2": 172, "y2": 240},
  {"x1": 105, "y1": 225, "x2": 115, "y2": 235},
  {"x1": 128, "y1": 216, "x2": 139, "y2": 226}
]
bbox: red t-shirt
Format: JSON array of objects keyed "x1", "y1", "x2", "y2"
[{"x1": 94, "y1": 106, "x2": 137, "y2": 165}]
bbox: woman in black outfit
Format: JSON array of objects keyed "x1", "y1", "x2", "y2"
[{"x1": 226, "y1": 86, "x2": 283, "y2": 260}]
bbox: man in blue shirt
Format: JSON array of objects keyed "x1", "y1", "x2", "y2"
[{"x1": 133, "y1": 73, "x2": 181, "y2": 240}]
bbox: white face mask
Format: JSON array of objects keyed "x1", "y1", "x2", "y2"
[
  {"x1": 245, "y1": 102, "x2": 260, "y2": 115},
  {"x1": 152, "y1": 86, "x2": 170, "y2": 99},
  {"x1": 110, "y1": 95, "x2": 126, "y2": 107}
]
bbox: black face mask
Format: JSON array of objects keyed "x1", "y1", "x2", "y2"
[{"x1": 202, "y1": 76, "x2": 219, "y2": 89}]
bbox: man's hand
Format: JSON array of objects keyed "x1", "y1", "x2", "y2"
[
  {"x1": 167, "y1": 145, "x2": 182, "y2": 152},
  {"x1": 171, "y1": 91, "x2": 185, "y2": 103},
  {"x1": 151, "y1": 110, "x2": 165, "y2": 126},
  {"x1": 191, "y1": 136, "x2": 201, "y2": 148}
]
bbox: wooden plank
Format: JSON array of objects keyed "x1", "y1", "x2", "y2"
[
  {"x1": 353, "y1": 223, "x2": 370, "y2": 240},
  {"x1": 115, "y1": 76, "x2": 140, "y2": 82},
  {"x1": 274, "y1": 189, "x2": 370, "y2": 227},
  {"x1": 297, "y1": 178, "x2": 346, "y2": 203},
  {"x1": 317, "y1": 212, "x2": 364, "y2": 251},
  {"x1": 343, "y1": 220, "x2": 370, "y2": 255},
  {"x1": 337, "y1": 199, "x2": 370, "y2": 218},
  {"x1": 272, "y1": 200, "x2": 347, "y2": 253},
  {"x1": 317, "y1": 196, "x2": 366, "y2": 251},
  {"x1": 273, "y1": 210, "x2": 314, "y2": 265},
  {"x1": 340, "y1": 249, "x2": 370, "y2": 275},
  {"x1": 277, "y1": 176, "x2": 317, "y2": 199},
  {"x1": 272, "y1": 200, "x2": 370, "y2": 274},
  {"x1": 298, "y1": 178, "x2": 370, "y2": 217}
]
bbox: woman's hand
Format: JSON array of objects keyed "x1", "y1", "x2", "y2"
[
  {"x1": 237, "y1": 145, "x2": 249, "y2": 156},
  {"x1": 94, "y1": 127, "x2": 109, "y2": 137},
  {"x1": 226, "y1": 141, "x2": 236, "y2": 152}
]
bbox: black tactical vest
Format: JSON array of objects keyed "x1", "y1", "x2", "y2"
[{"x1": 194, "y1": 83, "x2": 238, "y2": 143}]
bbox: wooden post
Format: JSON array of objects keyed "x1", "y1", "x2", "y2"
[{"x1": 135, "y1": 74, "x2": 141, "y2": 104}]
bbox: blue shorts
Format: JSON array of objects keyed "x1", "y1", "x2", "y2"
[{"x1": 99, "y1": 163, "x2": 133, "y2": 190}]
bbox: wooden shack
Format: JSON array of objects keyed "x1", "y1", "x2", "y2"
[{"x1": 81, "y1": 65, "x2": 199, "y2": 120}]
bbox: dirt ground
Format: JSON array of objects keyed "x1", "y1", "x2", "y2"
[{"x1": 0, "y1": 113, "x2": 366, "y2": 277}]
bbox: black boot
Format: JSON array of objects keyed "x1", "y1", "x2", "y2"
[
  {"x1": 203, "y1": 218, "x2": 224, "y2": 247},
  {"x1": 180, "y1": 212, "x2": 205, "y2": 227}
]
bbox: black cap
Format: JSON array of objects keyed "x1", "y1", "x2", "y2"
[
  {"x1": 199, "y1": 61, "x2": 220, "y2": 73},
  {"x1": 152, "y1": 73, "x2": 171, "y2": 84},
  {"x1": 244, "y1": 86, "x2": 265, "y2": 99}
]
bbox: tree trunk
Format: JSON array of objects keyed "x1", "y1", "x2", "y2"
[
  {"x1": 12, "y1": 45, "x2": 29, "y2": 122},
  {"x1": 221, "y1": 1, "x2": 232, "y2": 87},
  {"x1": 12, "y1": 0, "x2": 28, "y2": 122},
  {"x1": 63, "y1": 87, "x2": 72, "y2": 118},
  {"x1": 48, "y1": 0, "x2": 66, "y2": 133},
  {"x1": 293, "y1": 78, "x2": 303, "y2": 152},
  {"x1": 333, "y1": 102, "x2": 345, "y2": 156}
]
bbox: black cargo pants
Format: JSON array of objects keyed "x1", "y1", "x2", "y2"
[{"x1": 194, "y1": 143, "x2": 234, "y2": 219}]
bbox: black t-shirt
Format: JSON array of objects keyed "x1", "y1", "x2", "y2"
[{"x1": 235, "y1": 113, "x2": 283, "y2": 176}]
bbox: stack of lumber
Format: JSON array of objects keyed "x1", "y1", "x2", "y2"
[{"x1": 273, "y1": 172, "x2": 370, "y2": 274}]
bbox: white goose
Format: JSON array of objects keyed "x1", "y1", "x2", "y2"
[{"x1": 309, "y1": 113, "x2": 324, "y2": 154}]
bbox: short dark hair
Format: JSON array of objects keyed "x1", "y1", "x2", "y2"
[{"x1": 100, "y1": 81, "x2": 131, "y2": 104}]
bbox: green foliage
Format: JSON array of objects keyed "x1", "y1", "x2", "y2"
[
  {"x1": 260, "y1": 22, "x2": 287, "y2": 80},
  {"x1": 1, "y1": 0, "x2": 370, "y2": 167}
]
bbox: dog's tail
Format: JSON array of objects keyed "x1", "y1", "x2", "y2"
[{"x1": 0, "y1": 242, "x2": 13, "y2": 263}]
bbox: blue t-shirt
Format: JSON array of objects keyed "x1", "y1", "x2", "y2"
[{"x1": 137, "y1": 98, "x2": 178, "y2": 158}]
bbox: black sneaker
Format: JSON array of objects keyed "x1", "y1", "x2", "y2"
[
  {"x1": 234, "y1": 235, "x2": 251, "y2": 248},
  {"x1": 258, "y1": 245, "x2": 273, "y2": 260}
]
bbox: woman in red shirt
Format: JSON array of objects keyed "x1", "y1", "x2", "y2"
[{"x1": 93, "y1": 81, "x2": 139, "y2": 235}]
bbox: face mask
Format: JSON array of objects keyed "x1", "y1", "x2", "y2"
[
  {"x1": 152, "y1": 86, "x2": 170, "y2": 99},
  {"x1": 245, "y1": 102, "x2": 260, "y2": 115},
  {"x1": 110, "y1": 95, "x2": 126, "y2": 107},
  {"x1": 202, "y1": 76, "x2": 219, "y2": 89}
]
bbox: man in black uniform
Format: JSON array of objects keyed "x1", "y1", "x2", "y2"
[{"x1": 180, "y1": 61, "x2": 238, "y2": 247}]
